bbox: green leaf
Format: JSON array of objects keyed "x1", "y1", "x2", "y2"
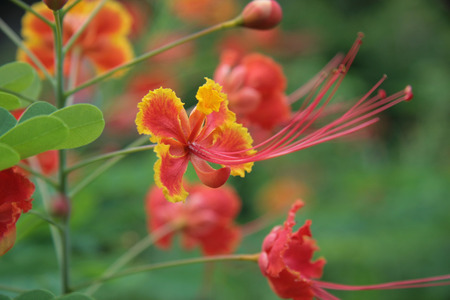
[
  {"x1": 0, "y1": 92, "x2": 20, "y2": 110},
  {"x1": 0, "y1": 143, "x2": 20, "y2": 171},
  {"x1": 0, "y1": 62, "x2": 35, "y2": 93},
  {"x1": 51, "y1": 104, "x2": 105, "y2": 149},
  {"x1": 0, "y1": 115, "x2": 68, "y2": 159},
  {"x1": 0, "y1": 295, "x2": 13, "y2": 300},
  {"x1": 0, "y1": 107, "x2": 17, "y2": 136},
  {"x1": 56, "y1": 293, "x2": 95, "y2": 300},
  {"x1": 14, "y1": 289, "x2": 55, "y2": 300},
  {"x1": 19, "y1": 102, "x2": 57, "y2": 123},
  {"x1": 18, "y1": 66, "x2": 41, "y2": 103}
]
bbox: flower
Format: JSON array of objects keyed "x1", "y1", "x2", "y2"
[
  {"x1": 259, "y1": 201, "x2": 450, "y2": 300},
  {"x1": 0, "y1": 167, "x2": 35, "y2": 256},
  {"x1": 18, "y1": 0, "x2": 133, "y2": 76},
  {"x1": 258, "y1": 200, "x2": 326, "y2": 299},
  {"x1": 146, "y1": 184, "x2": 241, "y2": 256},
  {"x1": 214, "y1": 50, "x2": 290, "y2": 133},
  {"x1": 136, "y1": 78, "x2": 254, "y2": 203},
  {"x1": 137, "y1": 35, "x2": 412, "y2": 203},
  {"x1": 169, "y1": 0, "x2": 238, "y2": 26},
  {"x1": 239, "y1": 0, "x2": 283, "y2": 30}
]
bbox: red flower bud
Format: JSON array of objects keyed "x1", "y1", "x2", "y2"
[
  {"x1": 43, "y1": 0, "x2": 68, "y2": 11},
  {"x1": 240, "y1": 0, "x2": 282, "y2": 30},
  {"x1": 51, "y1": 195, "x2": 71, "y2": 220}
]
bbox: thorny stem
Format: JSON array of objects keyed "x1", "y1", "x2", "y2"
[
  {"x1": 62, "y1": 0, "x2": 108, "y2": 54},
  {"x1": 0, "y1": 18, "x2": 55, "y2": 84},
  {"x1": 65, "y1": 16, "x2": 243, "y2": 96},
  {"x1": 65, "y1": 144, "x2": 156, "y2": 174},
  {"x1": 85, "y1": 223, "x2": 181, "y2": 296},
  {"x1": 74, "y1": 253, "x2": 260, "y2": 291}
]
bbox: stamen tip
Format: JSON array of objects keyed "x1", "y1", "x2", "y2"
[
  {"x1": 378, "y1": 89, "x2": 387, "y2": 99},
  {"x1": 404, "y1": 85, "x2": 413, "y2": 101}
]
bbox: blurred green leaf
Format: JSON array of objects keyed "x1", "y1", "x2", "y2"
[
  {"x1": 0, "y1": 295, "x2": 12, "y2": 300},
  {"x1": 14, "y1": 289, "x2": 55, "y2": 300},
  {"x1": 18, "y1": 66, "x2": 41, "y2": 105},
  {"x1": 56, "y1": 293, "x2": 95, "y2": 300},
  {"x1": 0, "y1": 92, "x2": 20, "y2": 110},
  {"x1": 0, "y1": 107, "x2": 17, "y2": 136},
  {"x1": 0, "y1": 143, "x2": 20, "y2": 171},
  {"x1": 51, "y1": 104, "x2": 105, "y2": 149},
  {"x1": 19, "y1": 102, "x2": 57, "y2": 123},
  {"x1": 0, "y1": 62, "x2": 35, "y2": 93},
  {"x1": 0, "y1": 115, "x2": 68, "y2": 159}
]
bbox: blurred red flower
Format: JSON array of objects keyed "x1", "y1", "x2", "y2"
[
  {"x1": 18, "y1": 0, "x2": 133, "y2": 77},
  {"x1": 0, "y1": 167, "x2": 35, "y2": 256},
  {"x1": 146, "y1": 184, "x2": 241, "y2": 256}
]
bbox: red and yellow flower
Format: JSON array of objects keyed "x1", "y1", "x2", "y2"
[
  {"x1": 146, "y1": 183, "x2": 241, "y2": 256},
  {"x1": 136, "y1": 78, "x2": 254, "y2": 203},
  {"x1": 0, "y1": 167, "x2": 35, "y2": 256},
  {"x1": 18, "y1": 0, "x2": 133, "y2": 76}
]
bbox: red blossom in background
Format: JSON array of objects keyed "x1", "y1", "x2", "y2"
[
  {"x1": 146, "y1": 184, "x2": 241, "y2": 256},
  {"x1": 214, "y1": 49, "x2": 290, "y2": 137},
  {"x1": 18, "y1": 0, "x2": 134, "y2": 76},
  {"x1": 0, "y1": 167, "x2": 35, "y2": 256},
  {"x1": 259, "y1": 201, "x2": 450, "y2": 300}
]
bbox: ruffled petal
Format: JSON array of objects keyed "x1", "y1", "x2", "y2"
[
  {"x1": 195, "y1": 78, "x2": 226, "y2": 115},
  {"x1": 0, "y1": 227, "x2": 16, "y2": 256},
  {"x1": 86, "y1": 1, "x2": 132, "y2": 38},
  {"x1": 153, "y1": 143, "x2": 189, "y2": 203},
  {"x1": 136, "y1": 88, "x2": 189, "y2": 143},
  {"x1": 21, "y1": 2, "x2": 54, "y2": 40}
]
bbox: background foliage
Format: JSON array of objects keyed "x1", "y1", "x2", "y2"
[{"x1": 0, "y1": 0, "x2": 449, "y2": 299}]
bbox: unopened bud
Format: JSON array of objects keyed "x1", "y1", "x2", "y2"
[
  {"x1": 240, "y1": 0, "x2": 282, "y2": 30},
  {"x1": 43, "y1": 0, "x2": 68, "y2": 11},
  {"x1": 51, "y1": 195, "x2": 71, "y2": 219}
]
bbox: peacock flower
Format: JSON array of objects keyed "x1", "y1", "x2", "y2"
[
  {"x1": 18, "y1": 0, "x2": 133, "y2": 77},
  {"x1": 259, "y1": 201, "x2": 450, "y2": 300},
  {"x1": 136, "y1": 78, "x2": 254, "y2": 203},
  {"x1": 0, "y1": 167, "x2": 35, "y2": 256},
  {"x1": 137, "y1": 35, "x2": 412, "y2": 203},
  {"x1": 146, "y1": 184, "x2": 241, "y2": 256}
]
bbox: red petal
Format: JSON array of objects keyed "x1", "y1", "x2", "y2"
[{"x1": 190, "y1": 155, "x2": 230, "y2": 188}]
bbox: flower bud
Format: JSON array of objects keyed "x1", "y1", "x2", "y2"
[
  {"x1": 240, "y1": 0, "x2": 282, "y2": 30},
  {"x1": 51, "y1": 195, "x2": 71, "y2": 220},
  {"x1": 43, "y1": 0, "x2": 68, "y2": 11}
]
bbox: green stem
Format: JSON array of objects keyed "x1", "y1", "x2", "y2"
[
  {"x1": 85, "y1": 223, "x2": 179, "y2": 296},
  {"x1": 69, "y1": 136, "x2": 148, "y2": 198},
  {"x1": 0, "y1": 18, "x2": 55, "y2": 85},
  {"x1": 0, "y1": 87, "x2": 38, "y2": 104},
  {"x1": 65, "y1": 47, "x2": 81, "y2": 106},
  {"x1": 74, "y1": 253, "x2": 260, "y2": 291},
  {"x1": 28, "y1": 210, "x2": 64, "y2": 232},
  {"x1": 63, "y1": 0, "x2": 107, "y2": 54},
  {"x1": 66, "y1": 16, "x2": 243, "y2": 96},
  {"x1": 8, "y1": 0, "x2": 55, "y2": 28},
  {"x1": 65, "y1": 144, "x2": 155, "y2": 174},
  {"x1": 53, "y1": 10, "x2": 71, "y2": 294}
]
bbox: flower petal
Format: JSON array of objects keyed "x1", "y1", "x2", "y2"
[
  {"x1": 21, "y1": 2, "x2": 54, "y2": 40},
  {"x1": 190, "y1": 155, "x2": 231, "y2": 188},
  {"x1": 0, "y1": 227, "x2": 16, "y2": 256},
  {"x1": 136, "y1": 88, "x2": 190, "y2": 143},
  {"x1": 195, "y1": 78, "x2": 227, "y2": 115},
  {"x1": 86, "y1": 1, "x2": 132, "y2": 37},
  {"x1": 153, "y1": 143, "x2": 189, "y2": 203}
]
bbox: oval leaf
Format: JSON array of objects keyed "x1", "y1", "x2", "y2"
[
  {"x1": 14, "y1": 289, "x2": 55, "y2": 300},
  {"x1": 57, "y1": 293, "x2": 95, "y2": 300},
  {"x1": 0, "y1": 62, "x2": 35, "y2": 92},
  {"x1": 0, "y1": 115, "x2": 68, "y2": 159},
  {"x1": 0, "y1": 92, "x2": 20, "y2": 110},
  {"x1": 0, "y1": 143, "x2": 20, "y2": 171},
  {"x1": 0, "y1": 107, "x2": 17, "y2": 136},
  {"x1": 18, "y1": 66, "x2": 41, "y2": 105},
  {"x1": 51, "y1": 104, "x2": 105, "y2": 149},
  {"x1": 19, "y1": 102, "x2": 57, "y2": 123}
]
